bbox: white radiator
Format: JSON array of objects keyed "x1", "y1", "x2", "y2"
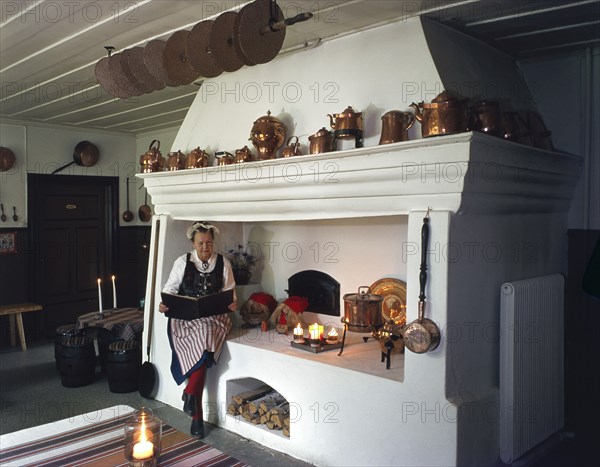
[{"x1": 500, "y1": 274, "x2": 564, "y2": 464}]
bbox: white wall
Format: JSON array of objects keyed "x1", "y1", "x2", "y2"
[
  {"x1": 519, "y1": 46, "x2": 600, "y2": 230},
  {"x1": 0, "y1": 119, "x2": 180, "y2": 227}
]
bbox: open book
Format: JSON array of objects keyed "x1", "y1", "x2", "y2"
[{"x1": 161, "y1": 289, "x2": 234, "y2": 320}]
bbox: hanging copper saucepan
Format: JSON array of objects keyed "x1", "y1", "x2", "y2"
[
  {"x1": 51, "y1": 141, "x2": 100, "y2": 174},
  {"x1": 139, "y1": 187, "x2": 152, "y2": 222},
  {"x1": 0, "y1": 147, "x2": 16, "y2": 172},
  {"x1": 402, "y1": 211, "x2": 441, "y2": 354},
  {"x1": 122, "y1": 177, "x2": 134, "y2": 222}
]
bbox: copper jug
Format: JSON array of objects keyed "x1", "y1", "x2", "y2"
[
  {"x1": 469, "y1": 100, "x2": 502, "y2": 136},
  {"x1": 166, "y1": 150, "x2": 186, "y2": 171},
  {"x1": 282, "y1": 136, "x2": 302, "y2": 158},
  {"x1": 501, "y1": 112, "x2": 532, "y2": 146},
  {"x1": 184, "y1": 147, "x2": 209, "y2": 169},
  {"x1": 139, "y1": 140, "x2": 164, "y2": 173},
  {"x1": 410, "y1": 91, "x2": 469, "y2": 137},
  {"x1": 249, "y1": 110, "x2": 287, "y2": 160},
  {"x1": 308, "y1": 128, "x2": 336, "y2": 154},
  {"x1": 379, "y1": 110, "x2": 415, "y2": 144},
  {"x1": 328, "y1": 106, "x2": 363, "y2": 132},
  {"x1": 234, "y1": 145, "x2": 254, "y2": 163}
]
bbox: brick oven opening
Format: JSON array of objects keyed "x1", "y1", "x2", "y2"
[
  {"x1": 286, "y1": 270, "x2": 340, "y2": 317},
  {"x1": 226, "y1": 377, "x2": 290, "y2": 438}
]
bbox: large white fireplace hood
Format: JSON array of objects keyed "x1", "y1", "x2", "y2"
[{"x1": 138, "y1": 15, "x2": 581, "y2": 467}]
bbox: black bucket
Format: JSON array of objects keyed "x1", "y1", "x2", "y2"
[
  {"x1": 106, "y1": 340, "x2": 141, "y2": 393},
  {"x1": 57, "y1": 336, "x2": 96, "y2": 388}
]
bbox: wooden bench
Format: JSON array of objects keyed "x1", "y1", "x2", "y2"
[{"x1": 0, "y1": 303, "x2": 43, "y2": 351}]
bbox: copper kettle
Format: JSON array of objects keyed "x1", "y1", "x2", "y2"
[
  {"x1": 166, "y1": 150, "x2": 186, "y2": 171},
  {"x1": 139, "y1": 140, "x2": 164, "y2": 173},
  {"x1": 308, "y1": 128, "x2": 336, "y2": 154},
  {"x1": 282, "y1": 136, "x2": 302, "y2": 158},
  {"x1": 249, "y1": 110, "x2": 287, "y2": 160},
  {"x1": 410, "y1": 91, "x2": 469, "y2": 138},
  {"x1": 185, "y1": 147, "x2": 209, "y2": 169},
  {"x1": 234, "y1": 145, "x2": 254, "y2": 163},
  {"x1": 469, "y1": 100, "x2": 502, "y2": 137},
  {"x1": 328, "y1": 106, "x2": 363, "y2": 132}
]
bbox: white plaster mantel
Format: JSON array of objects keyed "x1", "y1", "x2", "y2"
[{"x1": 139, "y1": 132, "x2": 580, "y2": 221}]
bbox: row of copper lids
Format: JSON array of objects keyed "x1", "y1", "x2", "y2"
[{"x1": 95, "y1": 0, "x2": 287, "y2": 99}]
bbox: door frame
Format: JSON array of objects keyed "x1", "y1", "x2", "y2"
[{"x1": 27, "y1": 173, "x2": 119, "y2": 311}]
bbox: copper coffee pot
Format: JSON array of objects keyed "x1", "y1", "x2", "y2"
[
  {"x1": 328, "y1": 106, "x2": 363, "y2": 132},
  {"x1": 282, "y1": 136, "x2": 302, "y2": 157},
  {"x1": 184, "y1": 147, "x2": 209, "y2": 169},
  {"x1": 379, "y1": 110, "x2": 415, "y2": 144},
  {"x1": 410, "y1": 91, "x2": 469, "y2": 137},
  {"x1": 249, "y1": 110, "x2": 287, "y2": 160},
  {"x1": 308, "y1": 128, "x2": 335, "y2": 154},
  {"x1": 215, "y1": 151, "x2": 234, "y2": 165}
]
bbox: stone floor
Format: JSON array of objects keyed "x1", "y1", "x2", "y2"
[{"x1": 0, "y1": 340, "x2": 310, "y2": 467}]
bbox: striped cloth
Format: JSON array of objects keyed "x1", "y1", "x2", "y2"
[
  {"x1": 76, "y1": 308, "x2": 144, "y2": 341},
  {"x1": 170, "y1": 314, "x2": 232, "y2": 377},
  {"x1": 0, "y1": 405, "x2": 246, "y2": 467}
]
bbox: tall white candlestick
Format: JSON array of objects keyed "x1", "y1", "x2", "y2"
[
  {"x1": 97, "y1": 278, "x2": 103, "y2": 312},
  {"x1": 111, "y1": 275, "x2": 117, "y2": 309}
]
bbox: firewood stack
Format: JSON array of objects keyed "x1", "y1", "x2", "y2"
[{"x1": 227, "y1": 385, "x2": 291, "y2": 437}]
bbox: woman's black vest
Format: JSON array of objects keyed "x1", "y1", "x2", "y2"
[{"x1": 178, "y1": 253, "x2": 224, "y2": 297}]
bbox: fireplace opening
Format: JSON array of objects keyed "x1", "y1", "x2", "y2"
[
  {"x1": 286, "y1": 270, "x2": 340, "y2": 317},
  {"x1": 226, "y1": 377, "x2": 290, "y2": 438}
]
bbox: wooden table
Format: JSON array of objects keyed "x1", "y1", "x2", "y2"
[
  {"x1": 76, "y1": 307, "x2": 144, "y2": 341},
  {"x1": 0, "y1": 303, "x2": 42, "y2": 351},
  {"x1": 0, "y1": 405, "x2": 246, "y2": 466}
]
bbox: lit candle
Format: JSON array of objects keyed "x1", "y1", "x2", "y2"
[
  {"x1": 111, "y1": 275, "x2": 117, "y2": 309},
  {"x1": 97, "y1": 278, "x2": 103, "y2": 313},
  {"x1": 293, "y1": 323, "x2": 303, "y2": 337},
  {"x1": 309, "y1": 323, "x2": 320, "y2": 340},
  {"x1": 318, "y1": 325, "x2": 324, "y2": 340},
  {"x1": 132, "y1": 421, "x2": 154, "y2": 460},
  {"x1": 327, "y1": 326, "x2": 338, "y2": 343}
]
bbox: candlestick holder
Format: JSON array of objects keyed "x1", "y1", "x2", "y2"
[
  {"x1": 124, "y1": 407, "x2": 162, "y2": 467},
  {"x1": 95, "y1": 311, "x2": 105, "y2": 320}
]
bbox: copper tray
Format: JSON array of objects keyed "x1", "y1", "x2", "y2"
[{"x1": 369, "y1": 278, "x2": 407, "y2": 327}]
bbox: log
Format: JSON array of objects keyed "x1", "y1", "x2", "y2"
[
  {"x1": 227, "y1": 403, "x2": 239, "y2": 415},
  {"x1": 232, "y1": 385, "x2": 272, "y2": 405},
  {"x1": 260, "y1": 413, "x2": 271, "y2": 424},
  {"x1": 259, "y1": 391, "x2": 286, "y2": 413},
  {"x1": 282, "y1": 426, "x2": 290, "y2": 437},
  {"x1": 266, "y1": 420, "x2": 281, "y2": 430}
]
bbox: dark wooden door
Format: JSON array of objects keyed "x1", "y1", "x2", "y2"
[{"x1": 28, "y1": 174, "x2": 118, "y2": 335}]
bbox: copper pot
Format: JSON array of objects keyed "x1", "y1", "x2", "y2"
[
  {"x1": 166, "y1": 150, "x2": 186, "y2": 171},
  {"x1": 379, "y1": 110, "x2": 415, "y2": 144},
  {"x1": 185, "y1": 147, "x2": 209, "y2": 169},
  {"x1": 469, "y1": 100, "x2": 502, "y2": 136},
  {"x1": 215, "y1": 151, "x2": 234, "y2": 166},
  {"x1": 0, "y1": 147, "x2": 16, "y2": 172},
  {"x1": 281, "y1": 136, "x2": 302, "y2": 158},
  {"x1": 410, "y1": 90, "x2": 469, "y2": 137},
  {"x1": 249, "y1": 110, "x2": 286, "y2": 160},
  {"x1": 342, "y1": 286, "x2": 384, "y2": 333},
  {"x1": 139, "y1": 140, "x2": 164, "y2": 173},
  {"x1": 234, "y1": 145, "x2": 254, "y2": 163},
  {"x1": 328, "y1": 106, "x2": 363, "y2": 132},
  {"x1": 308, "y1": 128, "x2": 335, "y2": 154}
]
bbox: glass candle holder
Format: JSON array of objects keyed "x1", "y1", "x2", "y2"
[
  {"x1": 309, "y1": 323, "x2": 321, "y2": 347},
  {"x1": 124, "y1": 407, "x2": 162, "y2": 467}
]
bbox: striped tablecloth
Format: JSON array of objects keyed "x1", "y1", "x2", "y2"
[
  {"x1": 77, "y1": 308, "x2": 145, "y2": 341},
  {"x1": 0, "y1": 405, "x2": 247, "y2": 467}
]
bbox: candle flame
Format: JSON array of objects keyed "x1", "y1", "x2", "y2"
[
  {"x1": 112, "y1": 275, "x2": 116, "y2": 280},
  {"x1": 97, "y1": 278, "x2": 101, "y2": 284},
  {"x1": 328, "y1": 326, "x2": 338, "y2": 337},
  {"x1": 140, "y1": 419, "x2": 147, "y2": 443}
]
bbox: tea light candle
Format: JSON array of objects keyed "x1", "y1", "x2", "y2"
[
  {"x1": 327, "y1": 326, "x2": 338, "y2": 343},
  {"x1": 97, "y1": 278, "x2": 103, "y2": 312},
  {"x1": 111, "y1": 275, "x2": 117, "y2": 309},
  {"x1": 293, "y1": 323, "x2": 303, "y2": 339},
  {"x1": 132, "y1": 439, "x2": 154, "y2": 460}
]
